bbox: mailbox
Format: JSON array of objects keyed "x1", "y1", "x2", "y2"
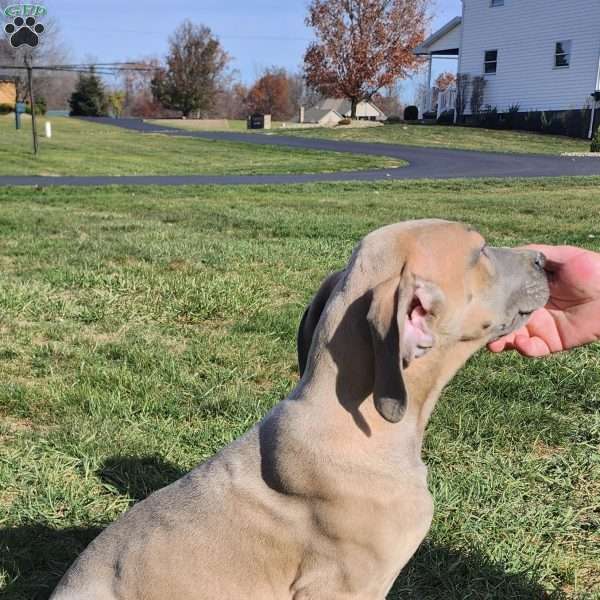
[
  {"x1": 247, "y1": 113, "x2": 265, "y2": 129},
  {"x1": 15, "y1": 101, "x2": 26, "y2": 130}
]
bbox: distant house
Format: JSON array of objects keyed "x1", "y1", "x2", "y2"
[
  {"x1": 299, "y1": 98, "x2": 387, "y2": 125},
  {"x1": 414, "y1": 0, "x2": 600, "y2": 136},
  {"x1": 299, "y1": 106, "x2": 344, "y2": 126},
  {"x1": 0, "y1": 78, "x2": 17, "y2": 108}
]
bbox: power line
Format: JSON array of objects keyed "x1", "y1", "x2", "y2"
[
  {"x1": 70, "y1": 26, "x2": 311, "y2": 42},
  {"x1": 0, "y1": 63, "x2": 155, "y2": 76}
]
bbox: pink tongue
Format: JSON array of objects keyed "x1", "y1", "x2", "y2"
[{"x1": 403, "y1": 305, "x2": 433, "y2": 363}]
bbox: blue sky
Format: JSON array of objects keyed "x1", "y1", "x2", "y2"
[{"x1": 6, "y1": 0, "x2": 462, "y2": 101}]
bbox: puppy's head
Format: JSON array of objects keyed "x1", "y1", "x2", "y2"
[{"x1": 298, "y1": 220, "x2": 549, "y2": 423}]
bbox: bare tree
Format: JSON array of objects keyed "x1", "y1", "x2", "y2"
[
  {"x1": 470, "y1": 75, "x2": 486, "y2": 116},
  {"x1": 119, "y1": 57, "x2": 166, "y2": 117},
  {"x1": 294, "y1": 78, "x2": 324, "y2": 111},
  {"x1": 455, "y1": 73, "x2": 470, "y2": 121},
  {"x1": 0, "y1": 18, "x2": 76, "y2": 108},
  {"x1": 217, "y1": 82, "x2": 248, "y2": 119},
  {"x1": 373, "y1": 83, "x2": 404, "y2": 117},
  {"x1": 413, "y1": 81, "x2": 429, "y2": 111}
]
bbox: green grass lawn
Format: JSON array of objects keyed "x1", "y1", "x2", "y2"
[
  {"x1": 0, "y1": 178, "x2": 599, "y2": 599},
  {"x1": 0, "y1": 115, "x2": 403, "y2": 176},
  {"x1": 274, "y1": 122, "x2": 592, "y2": 155}
]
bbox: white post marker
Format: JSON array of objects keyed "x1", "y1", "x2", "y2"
[{"x1": 45, "y1": 121, "x2": 52, "y2": 138}]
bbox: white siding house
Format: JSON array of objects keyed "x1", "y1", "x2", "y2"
[{"x1": 414, "y1": 0, "x2": 600, "y2": 134}]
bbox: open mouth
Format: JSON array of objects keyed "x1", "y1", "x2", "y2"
[{"x1": 403, "y1": 289, "x2": 435, "y2": 366}]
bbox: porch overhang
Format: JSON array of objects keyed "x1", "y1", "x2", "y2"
[{"x1": 413, "y1": 16, "x2": 462, "y2": 56}]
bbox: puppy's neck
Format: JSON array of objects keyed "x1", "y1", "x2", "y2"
[
  {"x1": 297, "y1": 274, "x2": 484, "y2": 456},
  {"x1": 297, "y1": 338, "x2": 482, "y2": 457},
  {"x1": 403, "y1": 340, "x2": 482, "y2": 435}
]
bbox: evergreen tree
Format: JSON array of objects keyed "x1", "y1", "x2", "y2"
[{"x1": 69, "y1": 70, "x2": 107, "y2": 116}]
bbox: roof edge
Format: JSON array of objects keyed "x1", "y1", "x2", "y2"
[{"x1": 413, "y1": 16, "x2": 462, "y2": 55}]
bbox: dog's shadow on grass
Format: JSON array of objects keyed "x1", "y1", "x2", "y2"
[
  {"x1": 98, "y1": 454, "x2": 187, "y2": 502},
  {"x1": 391, "y1": 541, "x2": 561, "y2": 599},
  {"x1": 0, "y1": 455, "x2": 185, "y2": 600},
  {"x1": 1, "y1": 455, "x2": 559, "y2": 600}
]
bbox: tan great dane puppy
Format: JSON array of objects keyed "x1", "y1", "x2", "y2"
[{"x1": 51, "y1": 220, "x2": 548, "y2": 600}]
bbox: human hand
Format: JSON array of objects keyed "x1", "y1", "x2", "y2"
[{"x1": 488, "y1": 245, "x2": 600, "y2": 357}]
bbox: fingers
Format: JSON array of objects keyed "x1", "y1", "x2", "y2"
[
  {"x1": 488, "y1": 338, "x2": 511, "y2": 353},
  {"x1": 488, "y1": 334, "x2": 552, "y2": 357},
  {"x1": 520, "y1": 309, "x2": 564, "y2": 352},
  {"x1": 487, "y1": 311, "x2": 558, "y2": 357},
  {"x1": 488, "y1": 331, "x2": 517, "y2": 353},
  {"x1": 487, "y1": 340, "x2": 504, "y2": 353},
  {"x1": 512, "y1": 334, "x2": 552, "y2": 357}
]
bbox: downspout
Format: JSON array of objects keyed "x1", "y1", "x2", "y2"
[
  {"x1": 588, "y1": 52, "x2": 600, "y2": 139},
  {"x1": 454, "y1": 0, "x2": 466, "y2": 124},
  {"x1": 426, "y1": 53, "x2": 433, "y2": 115}
]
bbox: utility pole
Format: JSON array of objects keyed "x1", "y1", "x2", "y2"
[{"x1": 24, "y1": 55, "x2": 39, "y2": 155}]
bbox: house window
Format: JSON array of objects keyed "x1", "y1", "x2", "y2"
[
  {"x1": 555, "y1": 40, "x2": 572, "y2": 68},
  {"x1": 491, "y1": 0, "x2": 504, "y2": 6},
  {"x1": 484, "y1": 50, "x2": 498, "y2": 74}
]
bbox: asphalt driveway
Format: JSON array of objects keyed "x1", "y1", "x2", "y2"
[{"x1": 2, "y1": 117, "x2": 600, "y2": 187}]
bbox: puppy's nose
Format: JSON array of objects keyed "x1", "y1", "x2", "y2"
[{"x1": 533, "y1": 252, "x2": 546, "y2": 270}]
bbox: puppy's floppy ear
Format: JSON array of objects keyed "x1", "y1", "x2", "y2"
[
  {"x1": 368, "y1": 274, "x2": 442, "y2": 423},
  {"x1": 297, "y1": 270, "x2": 345, "y2": 376},
  {"x1": 367, "y1": 275, "x2": 410, "y2": 423}
]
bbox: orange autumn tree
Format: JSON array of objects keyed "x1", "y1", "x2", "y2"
[
  {"x1": 304, "y1": 0, "x2": 430, "y2": 119},
  {"x1": 245, "y1": 68, "x2": 294, "y2": 120},
  {"x1": 435, "y1": 71, "x2": 456, "y2": 91}
]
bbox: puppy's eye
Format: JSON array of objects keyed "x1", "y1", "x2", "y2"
[{"x1": 480, "y1": 245, "x2": 488, "y2": 258}]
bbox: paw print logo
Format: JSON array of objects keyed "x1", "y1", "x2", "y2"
[{"x1": 4, "y1": 16, "x2": 45, "y2": 48}]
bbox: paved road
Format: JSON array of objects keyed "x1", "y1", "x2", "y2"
[{"x1": 2, "y1": 117, "x2": 599, "y2": 187}]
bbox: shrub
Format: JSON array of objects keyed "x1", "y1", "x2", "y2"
[
  {"x1": 338, "y1": 118, "x2": 352, "y2": 125},
  {"x1": 543, "y1": 113, "x2": 566, "y2": 135},
  {"x1": 437, "y1": 110, "x2": 455, "y2": 125},
  {"x1": 504, "y1": 104, "x2": 520, "y2": 129},
  {"x1": 480, "y1": 105, "x2": 500, "y2": 128},
  {"x1": 0, "y1": 103, "x2": 13, "y2": 115},
  {"x1": 565, "y1": 108, "x2": 589, "y2": 139},
  {"x1": 470, "y1": 76, "x2": 487, "y2": 116},
  {"x1": 422, "y1": 111, "x2": 436, "y2": 120},
  {"x1": 384, "y1": 115, "x2": 402, "y2": 125},
  {"x1": 403, "y1": 105, "x2": 418, "y2": 121},
  {"x1": 36, "y1": 96, "x2": 47, "y2": 115},
  {"x1": 25, "y1": 97, "x2": 47, "y2": 116},
  {"x1": 524, "y1": 111, "x2": 542, "y2": 132},
  {"x1": 591, "y1": 127, "x2": 600, "y2": 152}
]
